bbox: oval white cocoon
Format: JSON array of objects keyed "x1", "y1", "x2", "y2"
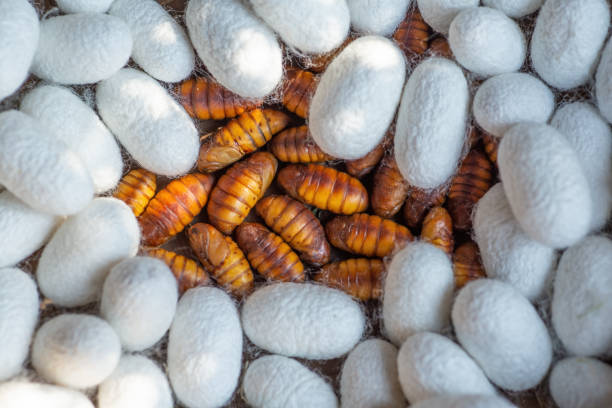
[
  {"x1": 482, "y1": 0, "x2": 542, "y2": 17},
  {"x1": 0, "y1": 382, "x2": 94, "y2": 408},
  {"x1": 346, "y1": 0, "x2": 411, "y2": 36},
  {"x1": 596, "y1": 38, "x2": 612, "y2": 123},
  {"x1": 417, "y1": 0, "x2": 478, "y2": 34},
  {"x1": 56, "y1": 0, "x2": 114, "y2": 13},
  {"x1": 550, "y1": 357, "x2": 612, "y2": 408},
  {"x1": 411, "y1": 395, "x2": 517, "y2": 408}
]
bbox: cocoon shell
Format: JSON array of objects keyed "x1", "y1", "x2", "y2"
[
  {"x1": 417, "y1": 0, "x2": 478, "y2": 34},
  {"x1": 383, "y1": 242, "x2": 454, "y2": 346},
  {"x1": 410, "y1": 395, "x2": 517, "y2": 408},
  {"x1": 0, "y1": 110, "x2": 94, "y2": 216},
  {"x1": 20, "y1": 85, "x2": 123, "y2": 194},
  {"x1": 37, "y1": 198, "x2": 140, "y2": 307},
  {"x1": 531, "y1": 0, "x2": 610, "y2": 90},
  {"x1": 32, "y1": 314, "x2": 121, "y2": 389},
  {"x1": 596, "y1": 38, "x2": 612, "y2": 123},
  {"x1": 186, "y1": 0, "x2": 282, "y2": 98},
  {"x1": 449, "y1": 7, "x2": 526, "y2": 77},
  {"x1": 168, "y1": 287, "x2": 242, "y2": 408},
  {"x1": 346, "y1": 0, "x2": 411, "y2": 36},
  {"x1": 96, "y1": 69, "x2": 199, "y2": 177},
  {"x1": 394, "y1": 57, "x2": 468, "y2": 189},
  {"x1": 32, "y1": 13, "x2": 132, "y2": 85},
  {"x1": 242, "y1": 282, "x2": 365, "y2": 359},
  {"x1": 452, "y1": 279, "x2": 552, "y2": 391},
  {"x1": 243, "y1": 355, "x2": 338, "y2": 408},
  {"x1": 481, "y1": 0, "x2": 542, "y2": 17},
  {"x1": 552, "y1": 235, "x2": 612, "y2": 357},
  {"x1": 549, "y1": 357, "x2": 612, "y2": 408},
  {"x1": 0, "y1": 382, "x2": 93, "y2": 408},
  {"x1": 56, "y1": 0, "x2": 114, "y2": 13},
  {"x1": 309, "y1": 36, "x2": 405, "y2": 160}
]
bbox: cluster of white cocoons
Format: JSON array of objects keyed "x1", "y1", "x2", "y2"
[
  {"x1": 596, "y1": 38, "x2": 612, "y2": 123},
  {"x1": 482, "y1": 0, "x2": 542, "y2": 17},
  {"x1": 411, "y1": 394, "x2": 517, "y2": 408},
  {"x1": 309, "y1": 36, "x2": 405, "y2": 160},
  {"x1": 417, "y1": 0, "x2": 478, "y2": 34},
  {"x1": 56, "y1": 0, "x2": 114, "y2": 13},
  {"x1": 549, "y1": 357, "x2": 612, "y2": 408},
  {"x1": 346, "y1": 0, "x2": 411, "y2": 35},
  {"x1": 0, "y1": 381, "x2": 93, "y2": 408}
]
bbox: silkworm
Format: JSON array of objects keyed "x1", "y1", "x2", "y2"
[
  {"x1": 113, "y1": 169, "x2": 156, "y2": 217},
  {"x1": 314, "y1": 258, "x2": 384, "y2": 300}
]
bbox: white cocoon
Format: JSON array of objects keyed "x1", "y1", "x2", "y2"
[
  {"x1": 397, "y1": 332, "x2": 496, "y2": 403},
  {"x1": 56, "y1": 0, "x2": 114, "y2": 13},
  {"x1": 549, "y1": 357, "x2": 612, "y2": 408},
  {"x1": 417, "y1": 0, "x2": 478, "y2": 34},
  {"x1": 37, "y1": 198, "x2": 140, "y2": 307},
  {"x1": 96, "y1": 69, "x2": 199, "y2": 177},
  {"x1": 481, "y1": 0, "x2": 542, "y2": 17},
  {"x1": 0, "y1": 110, "x2": 93, "y2": 216},
  {"x1": 395, "y1": 57, "x2": 468, "y2": 189},
  {"x1": 309, "y1": 36, "x2": 405, "y2": 160},
  {"x1": 243, "y1": 355, "x2": 338, "y2": 408},
  {"x1": 98, "y1": 354, "x2": 173, "y2": 408},
  {"x1": 0, "y1": 382, "x2": 93, "y2": 408},
  {"x1": 346, "y1": 0, "x2": 411, "y2": 36},
  {"x1": 186, "y1": 0, "x2": 282, "y2": 98},
  {"x1": 168, "y1": 287, "x2": 242, "y2": 408},
  {"x1": 499, "y1": 123, "x2": 592, "y2": 249},
  {"x1": 452, "y1": 279, "x2": 552, "y2": 391},
  {"x1": 21, "y1": 85, "x2": 123, "y2": 194},
  {"x1": 596, "y1": 38, "x2": 612, "y2": 123},
  {"x1": 383, "y1": 242, "x2": 454, "y2": 346},
  {"x1": 340, "y1": 339, "x2": 405, "y2": 408},
  {"x1": 109, "y1": 0, "x2": 195, "y2": 83},
  {"x1": 32, "y1": 13, "x2": 132, "y2": 85},
  {"x1": 473, "y1": 73, "x2": 554, "y2": 138},
  {"x1": 32, "y1": 314, "x2": 121, "y2": 389},
  {"x1": 552, "y1": 235, "x2": 612, "y2": 357},
  {"x1": 0, "y1": 268, "x2": 38, "y2": 381},
  {"x1": 473, "y1": 184, "x2": 557, "y2": 301},
  {"x1": 242, "y1": 283, "x2": 365, "y2": 359},
  {"x1": 101, "y1": 257, "x2": 178, "y2": 351},
  {"x1": 533, "y1": 0, "x2": 611, "y2": 89},
  {"x1": 410, "y1": 395, "x2": 517, "y2": 408},
  {"x1": 551, "y1": 102, "x2": 612, "y2": 232},
  {"x1": 0, "y1": 0, "x2": 38, "y2": 102}
]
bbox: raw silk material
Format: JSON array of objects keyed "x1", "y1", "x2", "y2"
[
  {"x1": 96, "y1": 68, "x2": 199, "y2": 177},
  {"x1": 481, "y1": 0, "x2": 542, "y2": 17},
  {"x1": 109, "y1": 0, "x2": 195, "y2": 83},
  {"x1": 498, "y1": 123, "x2": 592, "y2": 249},
  {"x1": 242, "y1": 283, "x2": 365, "y2": 359},
  {"x1": 531, "y1": 0, "x2": 610, "y2": 90},
  {"x1": 32, "y1": 14, "x2": 132, "y2": 85},
  {"x1": 56, "y1": 0, "x2": 114, "y2": 13},
  {"x1": 417, "y1": 0, "x2": 478, "y2": 34},
  {"x1": 346, "y1": 0, "x2": 411, "y2": 36},
  {"x1": 243, "y1": 355, "x2": 338, "y2": 408},
  {"x1": 168, "y1": 287, "x2": 242, "y2": 408},
  {"x1": 596, "y1": 38, "x2": 612, "y2": 123},
  {"x1": 37, "y1": 198, "x2": 140, "y2": 307},
  {"x1": 309, "y1": 36, "x2": 405, "y2": 160},
  {"x1": 452, "y1": 279, "x2": 552, "y2": 391},
  {"x1": 410, "y1": 395, "x2": 517, "y2": 408},
  {"x1": 0, "y1": 382, "x2": 94, "y2": 408},
  {"x1": 549, "y1": 357, "x2": 612, "y2": 408},
  {"x1": 186, "y1": 0, "x2": 282, "y2": 98}
]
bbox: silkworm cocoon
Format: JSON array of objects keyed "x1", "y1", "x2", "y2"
[
  {"x1": 549, "y1": 357, "x2": 612, "y2": 408},
  {"x1": 56, "y1": 0, "x2": 114, "y2": 13},
  {"x1": 309, "y1": 36, "x2": 405, "y2": 160},
  {"x1": 109, "y1": 0, "x2": 194, "y2": 83},
  {"x1": 37, "y1": 198, "x2": 140, "y2": 307},
  {"x1": 243, "y1": 355, "x2": 338, "y2": 408},
  {"x1": 531, "y1": 0, "x2": 609, "y2": 90},
  {"x1": 346, "y1": 0, "x2": 411, "y2": 35},
  {"x1": 168, "y1": 287, "x2": 242, "y2": 408},
  {"x1": 452, "y1": 279, "x2": 552, "y2": 391},
  {"x1": 101, "y1": 257, "x2": 178, "y2": 351},
  {"x1": 186, "y1": 0, "x2": 282, "y2": 98},
  {"x1": 551, "y1": 102, "x2": 612, "y2": 232},
  {"x1": 32, "y1": 314, "x2": 121, "y2": 389},
  {"x1": 417, "y1": 0, "x2": 479, "y2": 34},
  {"x1": 96, "y1": 69, "x2": 199, "y2": 177},
  {"x1": 482, "y1": 0, "x2": 542, "y2": 17},
  {"x1": 596, "y1": 38, "x2": 612, "y2": 123},
  {"x1": 20, "y1": 85, "x2": 123, "y2": 194},
  {"x1": 0, "y1": 0, "x2": 38, "y2": 102},
  {"x1": 0, "y1": 382, "x2": 94, "y2": 408},
  {"x1": 473, "y1": 73, "x2": 554, "y2": 138},
  {"x1": 383, "y1": 242, "x2": 454, "y2": 346},
  {"x1": 98, "y1": 354, "x2": 172, "y2": 408},
  {"x1": 340, "y1": 339, "x2": 405, "y2": 408},
  {"x1": 0, "y1": 110, "x2": 94, "y2": 216},
  {"x1": 242, "y1": 282, "x2": 365, "y2": 359},
  {"x1": 410, "y1": 395, "x2": 517, "y2": 408},
  {"x1": 32, "y1": 14, "x2": 132, "y2": 85},
  {"x1": 394, "y1": 57, "x2": 468, "y2": 189},
  {"x1": 498, "y1": 123, "x2": 592, "y2": 249}
]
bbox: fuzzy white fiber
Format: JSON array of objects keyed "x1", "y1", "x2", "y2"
[
  {"x1": 481, "y1": 0, "x2": 542, "y2": 17},
  {"x1": 346, "y1": 0, "x2": 411, "y2": 36},
  {"x1": 0, "y1": 381, "x2": 94, "y2": 408},
  {"x1": 32, "y1": 314, "x2": 121, "y2": 389},
  {"x1": 309, "y1": 36, "x2": 405, "y2": 160},
  {"x1": 96, "y1": 68, "x2": 199, "y2": 177},
  {"x1": 21, "y1": 85, "x2": 123, "y2": 194},
  {"x1": 473, "y1": 73, "x2": 554, "y2": 138},
  {"x1": 417, "y1": 0, "x2": 478, "y2": 34},
  {"x1": 186, "y1": 0, "x2": 282, "y2": 98},
  {"x1": 410, "y1": 395, "x2": 517, "y2": 408},
  {"x1": 549, "y1": 357, "x2": 612, "y2": 408},
  {"x1": 37, "y1": 198, "x2": 140, "y2": 307},
  {"x1": 56, "y1": 0, "x2": 114, "y2": 13},
  {"x1": 383, "y1": 242, "x2": 454, "y2": 346},
  {"x1": 531, "y1": 0, "x2": 610, "y2": 90},
  {"x1": 101, "y1": 257, "x2": 178, "y2": 351},
  {"x1": 98, "y1": 354, "x2": 173, "y2": 408},
  {"x1": 243, "y1": 355, "x2": 338, "y2": 408},
  {"x1": 0, "y1": 110, "x2": 93, "y2": 216},
  {"x1": 242, "y1": 283, "x2": 365, "y2": 359},
  {"x1": 394, "y1": 57, "x2": 468, "y2": 189},
  {"x1": 32, "y1": 13, "x2": 132, "y2": 85},
  {"x1": 0, "y1": 0, "x2": 38, "y2": 102},
  {"x1": 340, "y1": 339, "x2": 405, "y2": 408},
  {"x1": 168, "y1": 287, "x2": 242, "y2": 408},
  {"x1": 498, "y1": 123, "x2": 592, "y2": 249},
  {"x1": 596, "y1": 38, "x2": 612, "y2": 123}
]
